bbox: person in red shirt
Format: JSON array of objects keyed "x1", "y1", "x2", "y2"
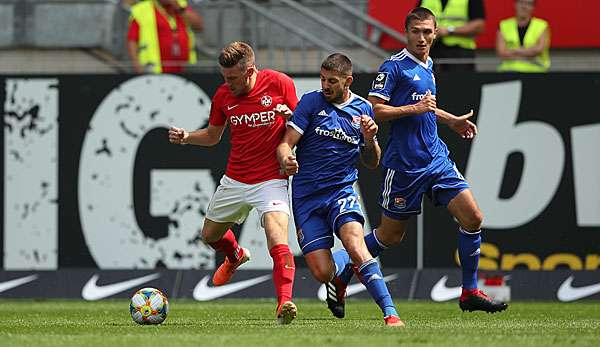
[
  {"x1": 127, "y1": 0, "x2": 203, "y2": 73},
  {"x1": 169, "y1": 42, "x2": 298, "y2": 324}
]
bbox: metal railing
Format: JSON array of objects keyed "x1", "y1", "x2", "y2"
[{"x1": 323, "y1": 0, "x2": 407, "y2": 46}]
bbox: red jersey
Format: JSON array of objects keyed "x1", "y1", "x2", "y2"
[
  {"x1": 127, "y1": 7, "x2": 190, "y2": 73},
  {"x1": 209, "y1": 70, "x2": 298, "y2": 184}
]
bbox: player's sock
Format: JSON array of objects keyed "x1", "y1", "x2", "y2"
[
  {"x1": 270, "y1": 244, "x2": 295, "y2": 305},
  {"x1": 207, "y1": 229, "x2": 242, "y2": 263},
  {"x1": 458, "y1": 227, "x2": 481, "y2": 290},
  {"x1": 357, "y1": 259, "x2": 398, "y2": 318},
  {"x1": 364, "y1": 229, "x2": 387, "y2": 258},
  {"x1": 331, "y1": 249, "x2": 355, "y2": 285}
]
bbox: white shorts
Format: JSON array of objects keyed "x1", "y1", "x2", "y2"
[{"x1": 205, "y1": 175, "x2": 290, "y2": 226}]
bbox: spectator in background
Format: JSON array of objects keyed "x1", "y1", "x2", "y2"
[
  {"x1": 496, "y1": 0, "x2": 550, "y2": 72},
  {"x1": 418, "y1": 0, "x2": 485, "y2": 71},
  {"x1": 127, "y1": 0, "x2": 203, "y2": 73}
]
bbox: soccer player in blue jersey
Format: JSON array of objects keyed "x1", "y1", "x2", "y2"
[
  {"x1": 331, "y1": 7, "x2": 508, "y2": 315},
  {"x1": 277, "y1": 53, "x2": 404, "y2": 327}
]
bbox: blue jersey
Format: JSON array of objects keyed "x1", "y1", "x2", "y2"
[
  {"x1": 288, "y1": 90, "x2": 373, "y2": 198},
  {"x1": 369, "y1": 48, "x2": 449, "y2": 173}
]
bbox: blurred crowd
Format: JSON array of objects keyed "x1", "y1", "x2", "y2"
[{"x1": 121, "y1": 0, "x2": 550, "y2": 74}]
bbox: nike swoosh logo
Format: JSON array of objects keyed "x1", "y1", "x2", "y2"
[
  {"x1": 0, "y1": 275, "x2": 38, "y2": 293},
  {"x1": 317, "y1": 274, "x2": 399, "y2": 301},
  {"x1": 557, "y1": 276, "x2": 600, "y2": 302},
  {"x1": 430, "y1": 275, "x2": 462, "y2": 302},
  {"x1": 227, "y1": 105, "x2": 239, "y2": 110},
  {"x1": 82, "y1": 273, "x2": 160, "y2": 301},
  {"x1": 193, "y1": 274, "x2": 271, "y2": 301}
]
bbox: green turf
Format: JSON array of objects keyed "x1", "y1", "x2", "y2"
[{"x1": 1, "y1": 299, "x2": 599, "y2": 347}]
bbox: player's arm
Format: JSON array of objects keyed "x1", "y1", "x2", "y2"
[
  {"x1": 359, "y1": 115, "x2": 381, "y2": 169},
  {"x1": 368, "y1": 92, "x2": 436, "y2": 122},
  {"x1": 277, "y1": 127, "x2": 302, "y2": 176},
  {"x1": 168, "y1": 123, "x2": 226, "y2": 146},
  {"x1": 435, "y1": 108, "x2": 477, "y2": 139}
]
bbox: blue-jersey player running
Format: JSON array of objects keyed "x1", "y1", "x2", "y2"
[
  {"x1": 277, "y1": 53, "x2": 404, "y2": 327},
  {"x1": 331, "y1": 7, "x2": 508, "y2": 316}
]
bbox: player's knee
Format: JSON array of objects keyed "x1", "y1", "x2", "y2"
[
  {"x1": 309, "y1": 264, "x2": 335, "y2": 283},
  {"x1": 463, "y1": 210, "x2": 484, "y2": 231},
  {"x1": 376, "y1": 227, "x2": 406, "y2": 247},
  {"x1": 201, "y1": 228, "x2": 217, "y2": 243}
]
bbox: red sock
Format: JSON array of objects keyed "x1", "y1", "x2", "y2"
[
  {"x1": 270, "y1": 244, "x2": 295, "y2": 306},
  {"x1": 207, "y1": 229, "x2": 242, "y2": 263}
]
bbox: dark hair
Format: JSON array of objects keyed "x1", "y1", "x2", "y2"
[
  {"x1": 405, "y1": 7, "x2": 437, "y2": 30},
  {"x1": 321, "y1": 53, "x2": 353, "y2": 76},
  {"x1": 218, "y1": 41, "x2": 255, "y2": 68}
]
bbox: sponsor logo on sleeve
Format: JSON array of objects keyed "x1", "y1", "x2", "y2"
[{"x1": 372, "y1": 72, "x2": 388, "y2": 90}]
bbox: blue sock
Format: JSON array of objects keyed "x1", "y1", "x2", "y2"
[
  {"x1": 332, "y1": 248, "x2": 355, "y2": 285},
  {"x1": 364, "y1": 229, "x2": 387, "y2": 258},
  {"x1": 458, "y1": 227, "x2": 481, "y2": 290},
  {"x1": 332, "y1": 249, "x2": 351, "y2": 278},
  {"x1": 357, "y1": 259, "x2": 397, "y2": 317}
]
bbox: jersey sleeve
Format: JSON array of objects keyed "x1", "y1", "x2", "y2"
[
  {"x1": 369, "y1": 61, "x2": 398, "y2": 102},
  {"x1": 208, "y1": 88, "x2": 227, "y2": 126},
  {"x1": 279, "y1": 72, "x2": 299, "y2": 110},
  {"x1": 287, "y1": 93, "x2": 314, "y2": 135},
  {"x1": 359, "y1": 102, "x2": 376, "y2": 147}
]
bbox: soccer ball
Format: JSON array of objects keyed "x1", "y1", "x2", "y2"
[{"x1": 129, "y1": 287, "x2": 169, "y2": 325}]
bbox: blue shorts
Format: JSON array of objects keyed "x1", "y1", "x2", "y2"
[
  {"x1": 379, "y1": 156, "x2": 469, "y2": 220},
  {"x1": 293, "y1": 184, "x2": 365, "y2": 255}
]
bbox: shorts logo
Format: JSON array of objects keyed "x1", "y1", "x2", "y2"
[
  {"x1": 351, "y1": 116, "x2": 361, "y2": 129},
  {"x1": 394, "y1": 197, "x2": 406, "y2": 209},
  {"x1": 372, "y1": 72, "x2": 388, "y2": 90},
  {"x1": 271, "y1": 200, "x2": 285, "y2": 206},
  {"x1": 260, "y1": 95, "x2": 272, "y2": 107},
  {"x1": 296, "y1": 228, "x2": 304, "y2": 243}
]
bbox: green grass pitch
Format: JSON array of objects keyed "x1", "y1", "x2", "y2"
[{"x1": 1, "y1": 299, "x2": 599, "y2": 347}]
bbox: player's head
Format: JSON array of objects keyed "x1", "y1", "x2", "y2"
[
  {"x1": 320, "y1": 53, "x2": 353, "y2": 104},
  {"x1": 404, "y1": 7, "x2": 436, "y2": 61},
  {"x1": 515, "y1": 0, "x2": 535, "y2": 20},
  {"x1": 218, "y1": 41, "x2": 257, "y2": 96}
]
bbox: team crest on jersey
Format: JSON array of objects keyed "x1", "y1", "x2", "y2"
[
  {"x1": 260, "y1": 95, "x2": 273, "y2": 107},
  {"x1": 372, "y1": 72, "x2": 388, "y2": 90},
  {"x1": 394, "y1": 197, "x2": 406, "y2": 209},
  {"x1": 351, "y1": 115, "x2": 362, "y2": 129}
]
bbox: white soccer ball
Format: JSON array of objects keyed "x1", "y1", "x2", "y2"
[{"x1": 129, "y1": 287, "x2": 169, "y2": 325}]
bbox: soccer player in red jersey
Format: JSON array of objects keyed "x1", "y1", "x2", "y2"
[{"x1": 169, "y1": 41, "x2": 297, "y2": 324}]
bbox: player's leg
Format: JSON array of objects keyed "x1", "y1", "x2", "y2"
[
  {"x1": 204, "y1": 177, "x2": 253, "y2": 286},
  {"x1": 337, "y1": 221, "x2": 403, "y2": 327},
  {"x1": 252, "y1": 179, "x2": 297, "y2": 324},
  {"x1": 433, "y1": 160, "x2": 507, "y2": 313},
  {"x1": 446, "y1": 189, "x2": 507, "y2": 313},
  {"x1": 329, "y1": 186, "x2": 403, "y2": 326},
  {"x1": 366, "y1": 166, "x2": 423, "y2": 256},
  {"x1": 263, "y1": 211, "x2": 297, "y2": 324},
  {"x1": 331, "y1": 167, "x2": 420, "y2": 289}
]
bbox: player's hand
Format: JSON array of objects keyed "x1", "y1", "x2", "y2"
[
  {"x1": 281, "y1": 154, "x2": 299, "y2": 176},
  {"x1": 413, "y1": 90, "x2": 437, "y2": 114},
  {"x1": 273, "y1": 104, "x2": 293, "y2": 120},
  {"x1": 449, "y1": 110, "x2": 478, "y2": 139},
  {"x1": 360, "y1": 115, "x2": 378, "y2": 141},
  {"x1": 169, "y1": 126, "x2": 189, "y2": 145}
]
